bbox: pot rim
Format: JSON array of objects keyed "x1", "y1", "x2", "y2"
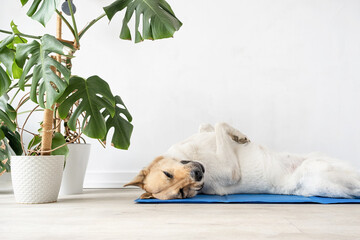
[
  {"x1": 66, "y1": 143, "x2": 91, "y2": 145},
  {"x1": 11, "y1": 155, "x2": 65, "y2": 158}
]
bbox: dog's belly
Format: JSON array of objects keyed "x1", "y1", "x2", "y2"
[
  {"x1": 200, "y1": 143, "x2": 305, "y2": 195},
  {"x1": 165, "y1": 133, "x2": 304, "y2": 195},
  {"x1": 166, "y1": 134, "x2": 276, "y2": 195},
  {"x1": 201, "y1": 171, "x2": 273, "y2": 195},
  {"x1": 222, "y1": 146, "x2": 305, "y2": 195},
  {"x1": 202, "y1": 144, "x2": 275, "y2": 195}
]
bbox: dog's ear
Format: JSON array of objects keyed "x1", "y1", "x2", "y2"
[
  {"x1": 124, "y1": 156, "x2": 164, "y2": 189},
  {"x1": 140, "y1": 192, "x2": 154, "y2": 199},
  {"x1": 124, "y1": 170, "x2": 147, "y2": 188}
]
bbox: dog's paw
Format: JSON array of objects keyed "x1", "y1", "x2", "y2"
[
  {"x1": 199, "y1": 123, "x2": 215, "y2": 133},
  {"x1": 231, "y1": 135, "x2": 250, "y2": 144},
  {"x1": 215, "y1": 122, "x2": 250, "y2": 144}
]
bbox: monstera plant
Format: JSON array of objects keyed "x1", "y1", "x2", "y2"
[{"x1": 0, "y1": 0, "x2": 182, "y2": 202}]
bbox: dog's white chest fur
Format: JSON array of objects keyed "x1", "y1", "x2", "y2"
[{"x1": 164, "y1": 123, "x2": 360, "y2": 198}]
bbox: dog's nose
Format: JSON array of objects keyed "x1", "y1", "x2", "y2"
[
  {"x1": 193, "y1": 162, "x2": 205, "y2": 173},
  {"x1": 181, "y1": 160, "x2": 205, "y2": 173},
  {"x1": 191, "y1": 169, "x2": 203, "y2": 182},
  {"x1": 197, "y1": 162, "x2": 205, "y2": 173}
]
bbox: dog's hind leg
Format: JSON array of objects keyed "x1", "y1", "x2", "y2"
[
  {"x1": 199, "y1": 123, "x2": 214, "y2": 133},
  {"x1": 214, "y1": 123, "x2": 250, "y2": 185},
  {"x1": 284, "y1": 156, "x2": 360, "y2": 198}
]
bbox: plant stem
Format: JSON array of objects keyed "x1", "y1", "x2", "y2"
[
  {"x1": 10, "y1": 88, "x2": 21, "y2": 105},
  {"x1": 55, "y1": 14, "x2": 62, "y2": 133},
  {"x1": 55, "y1": 9, "x2": 76, "y2": 41},
  {"x1": 41, "y1": 107, "x2": 55, "y2": 155},
  {"x1": 8, "y1": 84, "x2": 31, "y2": 91},
  {"x1": 7, "y1": 74, "x2": 33, "y2": 92},
  {"x1": 16, "y1": 34, "x2": 26, "y2": 43},
  {"x1": 15, "y1": 95, "x2": 30, "y2": 112},
  {"x1": 67, "y1": 0, "x2": 80, "y2": 47},
  {"x1": 0, "y1": 29, "x2": 41, "y2": 39},
  {"x1": 17, "y1": 109, "x2": 44, "y2": 115},
  {"x1": 40, "y1": 10, "x2": 66, "y2": 155},
  {"x1": 9, "y1": 83, "x2": 31, "y2": 105},
  {"x1": 79, "y1": 13, "x2": 106, "y2": 39}
]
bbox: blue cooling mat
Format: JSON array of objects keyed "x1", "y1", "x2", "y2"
[{"x1": 135, "y1": 194, "x2": 360, "y2": 204}]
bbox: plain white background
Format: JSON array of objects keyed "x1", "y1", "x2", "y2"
[{"x1": 1, "y1": 0, "x2": 360, "y2": 187}]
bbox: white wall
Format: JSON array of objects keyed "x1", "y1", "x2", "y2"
[{"x1": 2, "y1": 0, "x2": 360, "y2": 187}]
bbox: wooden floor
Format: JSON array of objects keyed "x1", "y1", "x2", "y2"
[{"x1": 1, "y1": 188, "x2": 359, "y2": 240}]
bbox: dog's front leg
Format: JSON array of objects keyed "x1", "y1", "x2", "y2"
[{"x1": 215, "y1": 122, "x2": 250, "y2": 185}]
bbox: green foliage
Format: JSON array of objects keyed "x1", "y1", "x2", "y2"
[
  {"x1": 0, "y1": 95, "x2": 20, "y2": 169},
  {"x1": 0, "y1": 66, "x2": 11, "y2": 97},
  {"x1": 0, "y1": 107, "x2": 16, "y2": 133},
  {"x1": 0, "y1": 35, "x2": 15, "y2": 80},
  {"x1": 57, "y1": 75, "x2": 116, "y2": 139},
  {"x1": 102, "y1": 95, "x2": 133, "y2": 150},
  {"x1": 15, "y1": 34, "x2": 71, "y2": 109},
  {"x1": 28, "y1": 132, "x2": 69, "y2": 156},
  {"x1": 104, "y1": 0, "x2": 182, "y2": 43},
  {"x1": 0, "y1": 0, "x2": 182, "y2": 163},
  {"x1": 0, "y1": 95, "x2": 17, "y2": 144},
  {"x1": 0, "y1": 140, "x2": 11, "y2": 173},
  {"x1": 10, "y1": 21, "x2": 21, "y2": 35},
  {"x1": 0, "y1": 95, "x2": 16, "y2": 121},
  {"x1": 51, "y1": 132, "x2": 69, "y2": 156},
  {"x1": 21, "y1": 0, "x2": 60, "y2": 27},
  {"x1": 0, "y1": 126, "x2": 23, "y2": 155},
  {"x1": 0, "y1": 33, "x2": 26, "y2": 80},
  {"x1": 0, "y1": 34, "x2": 15, "y2": 49},
  {"x1": 28, "y1": 134, "x2": 41, "y2": 150}
]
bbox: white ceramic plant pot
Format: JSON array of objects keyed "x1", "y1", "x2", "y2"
[
  {"x1": 59, "y1": 144, "x2": 91, "y2": 195},
  {"x1": 0, "y1": 172, "x2": 12, "y2": 192},
  {"x1": 11, "y1": 155, "x2": 65, "y2": 204}
]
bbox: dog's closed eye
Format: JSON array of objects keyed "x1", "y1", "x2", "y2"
[{"x1": 163, "y1": 171, "x2": 173, "y2": 179}]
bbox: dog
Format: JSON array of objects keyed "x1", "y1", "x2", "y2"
[{"x1": 125, "y1": 122, "x2": 360, "y2": 200}]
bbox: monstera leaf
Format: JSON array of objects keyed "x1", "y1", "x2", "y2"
[
  {"x1": 57, "y1": 75, "x2": 116, "y2": 139},
  {"x1": 28, "y1": 132, "x2": 69, "y2": 156},
  {"x1": 0, "y1": 109, "x2": 16, "y2": 139},
  {"x1": 0, "y1": 34, "x2": 15, "y2": 49},
  {"x1": 0, "y1": 95, "x2": 16, "y2": 122},
  {"x1": 0, "y1": 139, "x2": 11, "y2": 173},
  {"x1": 0, "y1": 126, "x2": 22, "y2": 156},
  {"x1": 0, "y1": 48, "x2": 22, "y2": 80},
  {"x1": 0, "y1": 35, "x2": 15, "y2": 80},
  {"x1": 0, "y1": 35, "x2": 13, "y2": 96},
  {"x1": 15, "y1": 34, "x2": 71, "y2": 109},
  {"x1": 104, "y1": 0, "x2": 182, "y2": 43},
  {"x1": 0, "y1": 95, "x2": 17, "y2": 142},
  {"x1": 0, "y1": 34, "x2": 24, "y2": 80},
  {"x1": 0, "y1": 110, "x2": 16, "y2": 142},
  {"x1": 102, "y1": 95, "x2": 133, "y2": 150},
  {"x1": 0, "y1": 66, "x2": 11, "y2": 97},
  {"x1": 20, "y1": 0, "x2": 60, "y2": 27}
]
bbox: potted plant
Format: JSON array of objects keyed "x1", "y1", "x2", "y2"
[{"x1": 0, "y1": 0, "x2": 182, "y2": 203}]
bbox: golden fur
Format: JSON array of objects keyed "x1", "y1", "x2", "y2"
[{"x1": 125, "y1": 156, "x2": 204, "y2": 199}]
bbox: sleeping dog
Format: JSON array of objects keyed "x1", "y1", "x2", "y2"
[{"x1": 125, "y1": 122, "x2": 360, "y2": 200}]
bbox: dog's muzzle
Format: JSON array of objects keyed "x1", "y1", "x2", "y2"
[{"x1": 180, "y1": 160, "x2": 205, "y2": 182}]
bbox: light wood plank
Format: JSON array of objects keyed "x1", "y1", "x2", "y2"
[{"x1": 1, "y1": 189, "x2": 359, "y2": 239}]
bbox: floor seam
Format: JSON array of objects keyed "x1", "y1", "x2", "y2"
[{"x1": 285, "y1": 218, "x2": 303, "y2": 234}]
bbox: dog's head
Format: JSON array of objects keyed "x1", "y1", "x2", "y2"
[{"x1": 125, "y1": 156, "x2": 205, "y2": 200}]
